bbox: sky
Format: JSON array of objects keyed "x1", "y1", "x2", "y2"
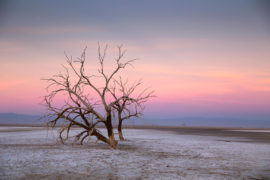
[{"x1": 0, "y1": 0, "x2": 270, "y2": 126}]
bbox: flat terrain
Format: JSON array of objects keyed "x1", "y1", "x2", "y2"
[
  {"x1": 0, "y1": 126, "x2": 270, "y2": 179},
  {"x1": 156, "y1": 127, "x2": 270, "y2": 144}
]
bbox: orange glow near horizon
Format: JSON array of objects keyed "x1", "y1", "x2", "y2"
[{"x1": 1, "y1": 52, "x2": 270, "y2": 115}]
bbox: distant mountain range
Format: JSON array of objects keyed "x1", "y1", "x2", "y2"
[
  {"x1": 0, "y1": 113, "x2": 269, "y2": 128},
  {"x1": 0, "y1": 113, "x2": 44, "y2": 125}
]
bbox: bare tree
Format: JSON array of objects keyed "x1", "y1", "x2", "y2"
[
  {"x1": 42, "y1": 44, "x2": 141, "y2": 149},
  {"x1": 109, "y1": 77, "x2": 154, "y2": 140}
]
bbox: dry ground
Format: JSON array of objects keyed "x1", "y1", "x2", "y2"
[{"x1": 0, "y1": 126, "x2": 270, "y2": 179}]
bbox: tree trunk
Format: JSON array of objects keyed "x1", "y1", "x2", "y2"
[
  {"x1": 118, "y1": 119, "x2": 125, "y2": 141},
  {"x1": 92, "y1": 130, "x2": 110, "y2": 145},
  {"x1": 106, "y1": 111, "x2": 117, "y2": 149},
  {"x1": 108, "y1": 131, "x2": 117, "y2": 149}
]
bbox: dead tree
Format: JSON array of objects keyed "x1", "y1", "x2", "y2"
[
  {"x1": 109, "y1": 77, "x2": 154, "y2": 140},
  {"x1": 42, "y1": 44, "x2": 137, "y2": 148}
]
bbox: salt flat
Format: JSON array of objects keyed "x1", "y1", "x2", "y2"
[
  {"x1": 229, "y1": 129, "x2": 270, "y2": 133},
  {"x1": 0, "y1": 127, "x2": 270, "y2": 179}
]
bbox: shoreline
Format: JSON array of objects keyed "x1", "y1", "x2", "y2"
[
  {"x1": 1, "y1": 124, "x2": 270, "y2": 144},
  {"x1": 1, "y1": 123, "x2": 270, "y2": 129}
]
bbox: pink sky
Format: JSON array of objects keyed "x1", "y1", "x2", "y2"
[
  {"x1": 0, "y1": 1, "x2": 270, "y2": 124},
  {"x1": 1, "y1": 38, "x2": 269, "y2": 117}
]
